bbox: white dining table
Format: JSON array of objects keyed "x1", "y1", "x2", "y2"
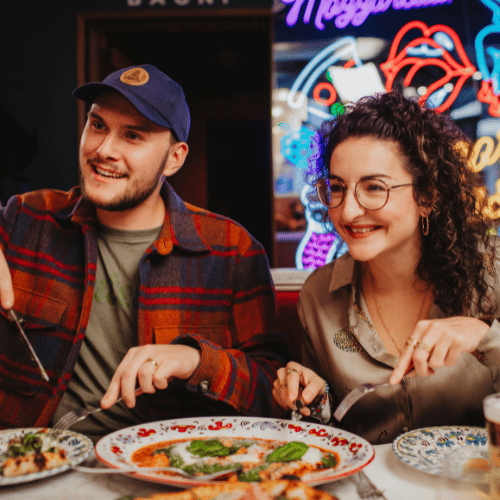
[{"x1": 0, "y1": 443, "x2": 489, "y2": 500}]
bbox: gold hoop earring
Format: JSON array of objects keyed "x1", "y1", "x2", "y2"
[{"x1": 421, "y1": 215, "x2": 429, "y2": 236}]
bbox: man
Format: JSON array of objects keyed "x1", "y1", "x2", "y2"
[{"x1": 0, "y1": 64, "x2": 288, "y2": 441}]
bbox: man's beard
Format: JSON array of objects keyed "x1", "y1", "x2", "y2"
[{"x1": 79, "y1": 150, "x2": 169, "y2": 212}]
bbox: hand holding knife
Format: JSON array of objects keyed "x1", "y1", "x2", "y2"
[{"x1": 6, "y1": 309, "x2": 49, "y2": 382}]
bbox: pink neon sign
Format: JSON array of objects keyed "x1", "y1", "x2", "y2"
[
  {"x1": 380, "y1": 21, "x2": 475, "y2": 113},
  {"x1": 282, "y1": 0, "x2": 454, "y2": 31}
]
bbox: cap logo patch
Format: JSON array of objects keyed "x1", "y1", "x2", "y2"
[{"x1": 120, "y1": 68, "x2": 150, "y2": 86}]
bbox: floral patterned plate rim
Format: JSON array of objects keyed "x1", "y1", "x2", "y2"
[
  {"x1": 95, "y1": 416, "x2": 374, "y2": 487},
  {"x1": 0, "y1": 427, "x2": 93, "y2": 486},
  {"x1": 392, "y1": 426, "x2": 489, "y2": 483}
]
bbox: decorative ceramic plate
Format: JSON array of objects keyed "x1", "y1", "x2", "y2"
[
  {"x1": 95, "y1": 416, "x2": 374, "y2": 487},
  {"x1": 0, "y1": 427, "x2": 93, "y2": 486},
  {"x1": 392, "y1": 426, "x2": 489, "y2": 483}
]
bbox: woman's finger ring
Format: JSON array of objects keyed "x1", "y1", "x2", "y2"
[
  {"x1": 286, "y1": 368, "x2": 298, "y2": 375},
  {"x1": 145, "y1": 358, "x2": 159, "y2": 370},
  {"x1": 406, "y1": 338, "x2": 418, "y2": 348},
  {"x1": 416, "y1": 341, "x2": 432, "y2": 353}
]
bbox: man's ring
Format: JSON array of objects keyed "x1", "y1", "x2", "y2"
[
  {"x1": 286, "y1": 368, "x2": 298, "y2": 375},
  {"x1": 416, "y1": 341, "x2": 432, "y2": 353},
  {"x1": 406, "y1": 338, "x2": 418, "y2": 348},
  {"x1": 145, "y1": 358, "x2": 159, "y2": 370}
]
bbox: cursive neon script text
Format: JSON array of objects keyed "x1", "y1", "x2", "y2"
[{"x1": 283, "y1": 0, "x2": 454, "y2": 31}]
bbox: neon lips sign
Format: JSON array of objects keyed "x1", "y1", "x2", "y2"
[{"x1": 282, "y1": 0, "x2": 454, "y2": 31}]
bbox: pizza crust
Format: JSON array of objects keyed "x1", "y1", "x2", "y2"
[
  {"x1": 132, "y1": 479, "x2": 338, "y2": 500},
  {"x1": 3, "y1": 449, "x2": 68, "y2": 477}
]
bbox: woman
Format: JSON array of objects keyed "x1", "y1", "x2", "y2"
[{"x1": 273, "y1": 91, "x2": 500, "y2": 444}]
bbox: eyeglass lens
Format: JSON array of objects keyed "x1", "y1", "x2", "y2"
[{"x1": 317, "y1": 178, "x2": 390, "y2": 210}]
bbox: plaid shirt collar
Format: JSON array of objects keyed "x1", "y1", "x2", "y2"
[{"x1": 55, "y1": 180, "x2": 210, "y2": 256}]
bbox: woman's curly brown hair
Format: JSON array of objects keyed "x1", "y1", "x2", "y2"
[{"x1": 306, "y1": 91, "x2": 497, "y2": 317}]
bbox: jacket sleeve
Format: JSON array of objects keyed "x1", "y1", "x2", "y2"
[{"x1": 173, "y1": 243, "x2": 290, "y2": 418}]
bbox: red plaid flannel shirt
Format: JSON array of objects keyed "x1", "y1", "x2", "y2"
[{"x1": 0, "y1": 182, "x2": 288, "y2": 428}]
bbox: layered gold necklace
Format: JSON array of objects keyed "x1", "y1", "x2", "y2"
[{"x1": 368, "y1": 271, "x2": 427, "y2": 355}]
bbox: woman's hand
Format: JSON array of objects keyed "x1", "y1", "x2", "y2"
[
  {"x1": 390, "y1": 316, "x2": 491, "y2": 384},
  {"x1": 272, "y1": 362, "x2": 327, "y2": 418}
]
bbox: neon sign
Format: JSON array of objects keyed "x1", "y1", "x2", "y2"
[
  {"x1": 475, "y1": 0, "x2": 500, "y2": 116},
  {"x1": 295, "y1": 185, "x2": 347, "y2": 270},
  {"x1": 287, "y1": 37, "x2": 362, "y2": 113},
  {"x1": 380, "y1": 21, "x2": 475, "y2": 113},
  {"x1": 470, "y1": 132, "x2": 500, "y2": 218},
  {"x1": 280, "y1": 126, "x2": 317, "y2": 170},
  {"x1": 282, "y1": 0, "x2": 453, "y2": 31}
]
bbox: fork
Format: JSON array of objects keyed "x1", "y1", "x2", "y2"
[
  {"x1": 70, "y1": 463, "x2": 242, "y2": 480},
  {"x1": 333, "y1": 382, "x2": 391, "y2": 422},
  {"x1": 291, "y1": 399, "x2": 304, "y2": 422},
  {"x1": 353, "y1": 471, "x2": 387, "y2": 499},
  {"x1": 52, "y1": 388, "x2": 143, "y2": 431},
  {"x1": 290, "y1": 388, "x2": 325, "y2": 422}
]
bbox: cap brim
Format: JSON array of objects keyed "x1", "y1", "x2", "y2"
[{"x1": 73, "y1": 82, "x2": 176, "y2": 134}]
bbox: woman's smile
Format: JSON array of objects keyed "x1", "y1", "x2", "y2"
[{"x1": 344, "y1": 224, "x2": 381, "y2": 238}]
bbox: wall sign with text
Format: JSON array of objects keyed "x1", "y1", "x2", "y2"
[
  {"x1": 281, "y1": 0, "x2": 453, "y2": 31},
  {"x1": 125, "y1": 0, "x2": 270, "y2": 7}
]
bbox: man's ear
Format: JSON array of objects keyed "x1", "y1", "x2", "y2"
[{"x1": 163, "y1": 142, "x2": 189, "y2": 177}]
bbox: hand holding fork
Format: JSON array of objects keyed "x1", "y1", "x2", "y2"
[{"x1": 52, "y1": 388, "x2": 144, "y2": 432}]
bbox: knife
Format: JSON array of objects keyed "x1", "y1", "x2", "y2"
[{"x1": 7, "y1": 309, "x2": 49, "y2": 382}]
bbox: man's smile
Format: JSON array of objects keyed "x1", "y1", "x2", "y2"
[{"x1": 89, "y1": 161, "x2": 127, "y2": 179}]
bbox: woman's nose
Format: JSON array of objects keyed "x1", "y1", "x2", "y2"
[{"x1": 338, "y1": 188, "x2": 364, "y2": 219}]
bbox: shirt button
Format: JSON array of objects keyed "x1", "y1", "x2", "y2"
[
  {"x1": 198, "y1": 380, "x2": 210, "y2": 393},
  {"x1": 403, "y1": 427, "x2": 409, "y2": 433}
]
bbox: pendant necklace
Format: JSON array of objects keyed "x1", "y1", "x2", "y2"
[{"x1": 368, "y1": 271, "x2": 426, "y2": 355}]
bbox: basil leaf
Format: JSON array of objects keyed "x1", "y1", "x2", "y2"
[
  {"x1": 152, "y1": 447, "x2": 172, "y2": 456},
  {"x1": 322, "y1": 453, "x2": 338, "y2": 468},
  {"x1": 238, "y1": 465, "x2": 267, "y2": 482},
  {"x1": 266, "y1": 441, "x2": 309, "y2": 463},
  {"x1": 182, "y1": 462, "x2": 241, "y2": 476},
  {"x1": 187, "y1": 439, "x2": 233, "y2": 457}
]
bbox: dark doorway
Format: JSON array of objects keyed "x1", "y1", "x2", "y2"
[{"x1": 77, "y1": 12, "x2": 273, "y2": 260}]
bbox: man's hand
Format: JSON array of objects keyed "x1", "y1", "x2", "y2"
[
  {"x1": 0, "y1": 248, "x2": 14, "y2": 310},
  {"x1": 101, "y1": 344, "x2": 201, "y2": 409}
]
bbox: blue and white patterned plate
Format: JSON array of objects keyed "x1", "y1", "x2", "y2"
[
  {"x1": 392, "y1": 426, "x2": 489, "y2": 483},
  {"x1": 0, "y1": 427, "x2": 93, "y2": 486},
  {"x1": 95, "y1": 416, "x2": 374, "y2": 487}
]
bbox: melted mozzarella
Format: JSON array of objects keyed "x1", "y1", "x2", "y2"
[
  {"x1": 234, "y1": 443, "x2": 267, "y2": 465},
  {"x1": 171, "y1": 442, "x2": 200, "y2": 466},
  {"x1": 300, "y1": 446, "x2": 323, "y2": 466},
  {"x1": 169, "y1": 439, "x2": 325, "y2": 471}
]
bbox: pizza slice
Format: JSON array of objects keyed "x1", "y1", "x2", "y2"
[
  {"x1": 2, "y1": 449, "x2": 68, "y2": 477},
  {"x1": 0, "y1": 431, "x2": 69, "y2": 477},
  {"x1": 132, "y1": 479, "x2": 339, "y2": 500}
]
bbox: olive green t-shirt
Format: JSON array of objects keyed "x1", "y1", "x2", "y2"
[{"x1": 52, "y1": 223, "x2": 161, "y2": 442}]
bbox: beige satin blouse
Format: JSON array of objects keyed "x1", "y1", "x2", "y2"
[{"x1": 298, "y1": 252, "x2": 500, "y2": 444}]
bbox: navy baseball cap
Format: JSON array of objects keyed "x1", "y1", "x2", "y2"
[{"x1": 73, "y1": 64, "x2": 190, "y2": 142}]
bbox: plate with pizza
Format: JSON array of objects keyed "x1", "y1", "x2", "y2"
[
  {"x1": 0, "y1": 427, "x2": 93, "y2": 485},
  {"x1": 95, "y1": 416, "x2": 374, "y2": 487}
]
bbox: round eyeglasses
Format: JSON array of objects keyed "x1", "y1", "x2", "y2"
[{"x1": 316, "y1": 177, "x2": 414, "y2": 210}]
